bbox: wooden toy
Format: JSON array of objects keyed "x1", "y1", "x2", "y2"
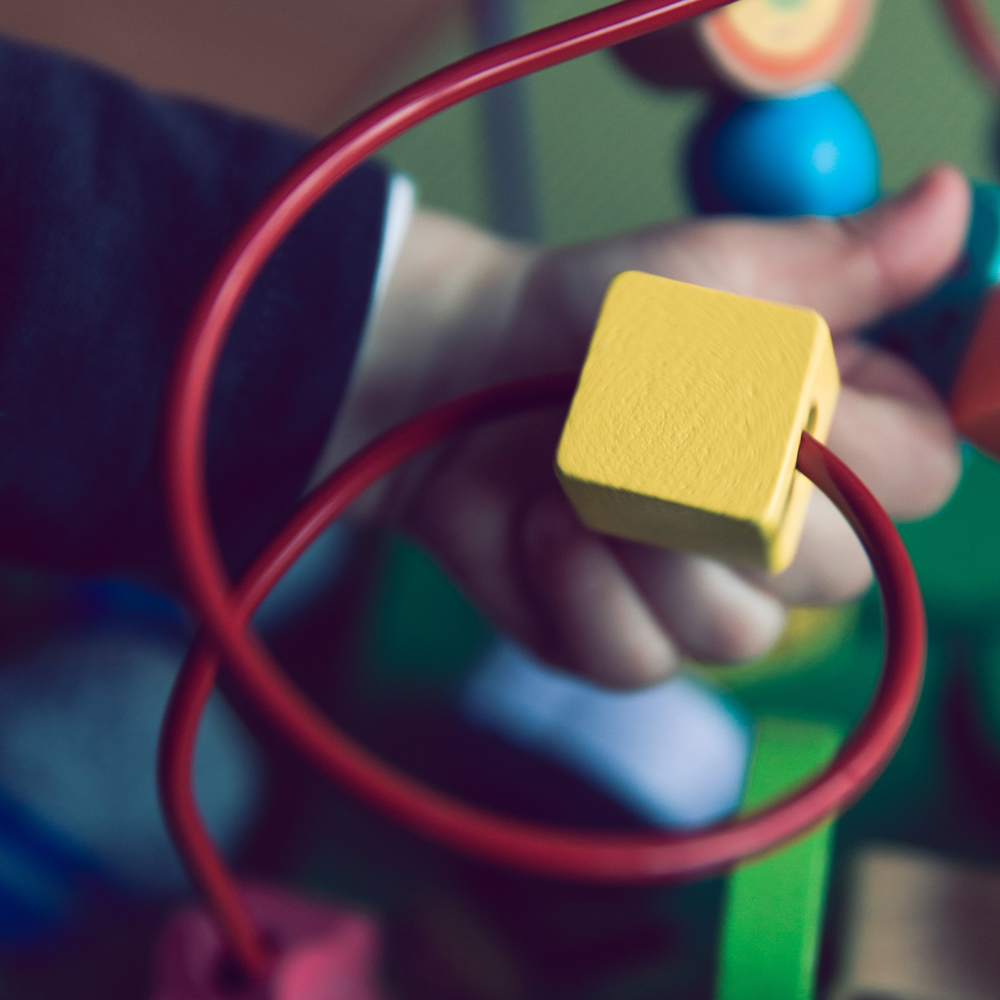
[
  {"x1": 834, "y1": 847, "x2": 1000, "y2": 1000},
  {"x1": 947, "y1": 285, "x2": 1000, "y2": 458},
  {"x1": 716, "y1": 717, "x2": 843, "y2": 1000},
  {"x1": 697, "y1": 0, "x2": 877, "y2": 96},
  {"x1": 150, "y1": 882, "x2": 384, "y2": 1000},
  {"x1": 556, "y1": 271, "x2": 839, "y2": 573},
  {"x1": 867, "y1": 181, "x2": 1000, "y2": 455},
  {"x1": 701, "y1": 86, "x2": 879, "y2": 216},
  {"x1": 612, "y1": 0, "x2": 876, "y2": 96}
]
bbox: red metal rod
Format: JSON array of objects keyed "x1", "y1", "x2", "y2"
[
  {"x1": 157, "y1": 0, "x2": 925, "y2": 981},
  {"x1": 160, "y1": 374, "x2": 925, "y2": 975},
  {"x1": 161, "y1": 1, "x2": 737, "y2": 976}
]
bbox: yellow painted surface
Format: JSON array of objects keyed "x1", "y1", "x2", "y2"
[{"x1": 556, "y1": 271, "x2": 840, "y2": 573}]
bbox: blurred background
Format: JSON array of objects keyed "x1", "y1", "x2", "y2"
[{"x1": 0, "y1": 2, "x2": 999, "y2": 999}]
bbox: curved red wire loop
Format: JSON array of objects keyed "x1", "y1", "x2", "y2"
[
  {"x1": 158, "y1": 0, "x2": 925, "y2": 981},
  {"x1": 160, "y1": 375, "x2": 926, "y2": 979},
  {"x1": 161, "y1": 0, "x2": 738, "y2": 972}
]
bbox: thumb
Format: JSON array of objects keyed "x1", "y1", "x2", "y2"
[
  {"x1": 830, "y1": 164, "x2": 972, "y2": 331},
  {"x1": 564, "y1": 165, "x2": 971, "y2": 337}
]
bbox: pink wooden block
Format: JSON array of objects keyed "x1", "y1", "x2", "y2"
[{"x1": 149, "y1": 882, "x2": 384, "y2": 1000}]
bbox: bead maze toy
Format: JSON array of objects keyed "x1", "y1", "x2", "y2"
[
  {"x1": 10, "y1": 0, "x2": 1000, "y2": 998},
  {"x1": 147, "y1": 4, "x2": 936, "y2": 999}
]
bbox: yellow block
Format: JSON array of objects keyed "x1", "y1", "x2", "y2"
[{"x1": 556, "y1": 272, "x2": 839, "y2": 573}]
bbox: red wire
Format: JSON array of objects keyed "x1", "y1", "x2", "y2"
[
  {"x1": 160, "y1": 0, "x2": 736, "y2": 971},
  {"x1": 159, "y1": 0, "x2": 925, "y2": 980},
  {"x1": 939, "y1": 0, "x2": 1000, "y2": 93},
  {"x1": 160, "y1": 375, "x2": 926, "y2": 978}
]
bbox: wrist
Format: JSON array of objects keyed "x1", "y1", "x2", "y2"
[{"x1": 311, "y1": 209, "x2": 539, "y2": 521}]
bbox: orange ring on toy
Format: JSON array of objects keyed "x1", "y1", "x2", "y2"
[{"x1": 698, "y1": 0, "x2": 875, "y2": 95}]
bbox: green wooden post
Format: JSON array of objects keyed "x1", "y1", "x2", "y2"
[{"x1": 715, "y1": 716, "x2": 845, "y2": 1000}]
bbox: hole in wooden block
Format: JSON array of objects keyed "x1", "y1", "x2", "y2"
[{"x1": 806, "y1": 403, "x2": 819, "y2": 437}]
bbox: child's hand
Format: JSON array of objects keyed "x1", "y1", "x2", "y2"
[{"x1": 322, "y1": 166, "x2": 968, "y2": 688}]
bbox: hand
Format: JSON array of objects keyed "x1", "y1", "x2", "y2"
[{"x1": 323, "y1": 166, "x2": 968, "y2": 687}]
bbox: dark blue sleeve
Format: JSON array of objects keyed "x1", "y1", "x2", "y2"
[{"x1": 0, "y1": 38, "x2": 390, "y2": 579}]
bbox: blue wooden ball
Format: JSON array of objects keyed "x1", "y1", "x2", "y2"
[{"x1": 705, "y1": 86, "x2": 879, "y2": 217}]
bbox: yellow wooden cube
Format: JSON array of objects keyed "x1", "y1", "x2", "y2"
[{"x1": 556, "y1": 271, "x2": 840, "y2": 573}]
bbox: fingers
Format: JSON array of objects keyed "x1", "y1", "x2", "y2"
[
  {"x1": 659, "y1": 166, "x2": 970, "y2": 333},
  {"x1": 740, "y1": 488, "x2": 872, "y2": 606},
  {"x1": 409, "y1": 429, "x2": 875, "y2": 689},
  {"x1": 522, "y1": 490, "x2": 873, "y2": 685},
  {"x1": 825, "y1": 339, "x2": 961, "y2": 519},
  {"x1": 742, "y1": 347, "x2": 959, "y2": 604},
  {"x1": 827, "y1": 382, "x2": 961, "y2": 520},
  {"x1": 555, "y1": 165, "x2": 970, "y2": 339},
  {"x1": 831, "y1": 165, "x2": 972, "y2": 327},
  {"x1": 523, "y1": 494, "x2": 682, "y2": 687},
  {"x1": 613, "y1": 541, "x2": 787, "y2": 664},
  {"x1": 521, "y1": 490, "x2": 790, "y2": 684},
  {"x1": 402, "y1": 393, "x2": 919, "y2": 689}
]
